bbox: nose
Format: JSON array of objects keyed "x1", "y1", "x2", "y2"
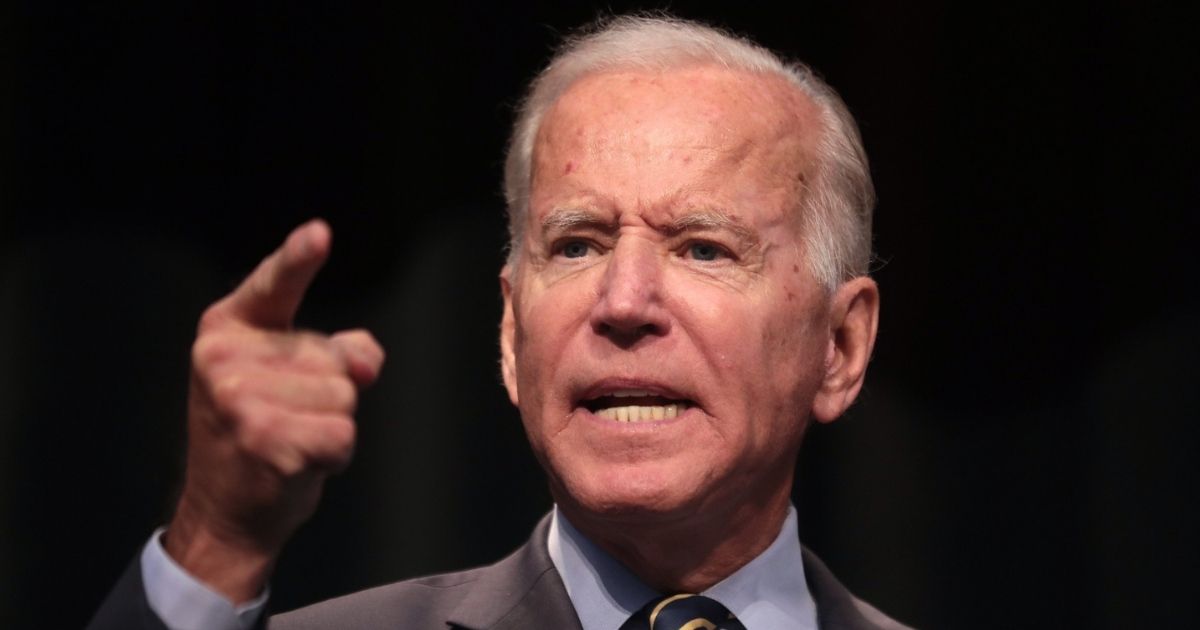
[{"x1": 589, "y1": 237, "x2": 671, "y2": 345}]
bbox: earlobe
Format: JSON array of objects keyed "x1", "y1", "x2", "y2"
[
  {"x1": 811, "y1": 277, "x2": 880, "y2": 423},
  {"x1": 499, "y1": 267, "x2": 520, "y2": 406}
]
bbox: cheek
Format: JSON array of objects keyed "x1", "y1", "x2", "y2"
[
  {"x1": 729, "y1": 295, "x2": 828, "y2": 418},
  {"x1": 686, "y1": 279, "x2": 820, "y2": 363},
  {"x1": 513, "y1": 281, "x2": 593, "y2": 402},
  {"x1": 513, "y1": 310, "x2": 552, "y2": 404},
  {"x1": 765, "y1": 311, "x2": 829, "y2": 421}
]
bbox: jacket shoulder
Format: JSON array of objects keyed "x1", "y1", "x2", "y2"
[
  {"x1": 271, "y1": 515, "x2": 570, "y2": 630},
  {"x1": 802, "y1": 547, "x2": 914, "y2": 630},
  {"x1": 269, "y1": 565, "x2": 498, "y2": 629}
]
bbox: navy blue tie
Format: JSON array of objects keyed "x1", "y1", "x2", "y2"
[{"x1": 619, "y1": 593, "x2": 747, "y2": 630}]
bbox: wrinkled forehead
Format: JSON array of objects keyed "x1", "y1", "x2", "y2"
[
  {"x1": 534, "y1": 65, "x2": 822, "y2": 174},
  {"x1": 530, "y1": 64, "x2": 825, "y2": 213},
  {"x1": 545, "y1": 65, "x2": 817, "y2": 143}
]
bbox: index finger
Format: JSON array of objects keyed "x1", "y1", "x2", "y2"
[{"x1": 219, "y1": 219, "x2": 332, "y2": 329}]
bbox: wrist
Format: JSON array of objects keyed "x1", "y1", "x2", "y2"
[{"x1": 164, "y1": 497, "x2": 278, "y2": 604}]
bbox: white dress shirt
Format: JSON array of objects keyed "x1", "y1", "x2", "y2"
[
  {"x1": 547, "y1": 505, "x2": 819, "y2": 630},
  {"x1": 141, "y1": 528, "x2": 267, "y2": 630}
]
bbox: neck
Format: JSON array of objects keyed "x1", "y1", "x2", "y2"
[{"x1": 558, "y1": 484, "x2": 792, "y2": 593}]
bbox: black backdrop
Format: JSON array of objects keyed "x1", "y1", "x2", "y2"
[{"x1": 2, "y1": 2, "x2": 1196, "y2": 628}]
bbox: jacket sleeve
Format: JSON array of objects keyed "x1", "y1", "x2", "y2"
[{"x1": 85, "y1": 555, "x2": 171, "y2": 630}]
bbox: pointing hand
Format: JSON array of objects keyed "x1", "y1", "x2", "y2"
[{"x1": 164, "y1": 220, "x2": 384, "y2": 602}]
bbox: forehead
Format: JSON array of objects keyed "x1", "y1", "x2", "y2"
[{"x1": 530, "y1": 65, "x2": 823, "y2": 217}]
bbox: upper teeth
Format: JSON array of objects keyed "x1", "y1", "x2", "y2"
[{"x1": 596, "y1": 404, "x2": 685, "y2": 422}]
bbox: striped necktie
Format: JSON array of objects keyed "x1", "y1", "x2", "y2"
[{"x1": 619, "y1": 593, "x2": 748, "y2": 630}]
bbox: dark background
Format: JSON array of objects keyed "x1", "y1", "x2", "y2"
[{"x1": 2, "y1": 1, "x2": 1196, "y2": 628}]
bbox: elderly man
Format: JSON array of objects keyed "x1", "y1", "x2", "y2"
[{"x1": 89, "y1": 15, "x2": 907, "y2": 630}]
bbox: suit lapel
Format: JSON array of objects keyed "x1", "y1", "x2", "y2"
[
  {"x1": 447, "y1": 514, "x2": 584, "y2": 630},
  {"x1": 802, "y1": 547, "x2": 910, "y2": 630},
  {"x1": 444, "y1": 514, "x2": 904, "y2": 630}
]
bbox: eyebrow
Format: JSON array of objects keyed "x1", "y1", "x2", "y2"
[
  {"x1": 541, "y1": 209, "x2": 614, "y2": 235},
  {"x1": 539, "y1": 206, "x2": 761, "y2": 250},
  {"x1": 665, "y1": 209, "x2": 757, "y2": 244}
]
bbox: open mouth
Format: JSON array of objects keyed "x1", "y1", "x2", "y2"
[{"x1": 581, "y1": 389, "x2": 694, "y2": 423}]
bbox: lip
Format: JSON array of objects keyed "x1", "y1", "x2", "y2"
[{"x1": 573, "y1": 377, "x2": 696, "y2": 408}]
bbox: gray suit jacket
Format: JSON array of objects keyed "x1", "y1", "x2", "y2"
[
  {"x1": 273, "y1": 515, "x2": 909, "y2": 630},
  {"x1": 89, "y1": 515, "x2": 911, "y2": 629}
]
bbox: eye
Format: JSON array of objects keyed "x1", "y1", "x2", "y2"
[
  {"x1": 686, "y1": 242, "x2": 726, "y2": 261},
  {"x1": 560, "y1": 240, "x2": 592, "y2": 259}
]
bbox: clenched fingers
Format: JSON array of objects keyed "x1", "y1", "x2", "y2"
[
  {"x1": 193, "y1": 329, "x2": 356, "y2": 378},
  {"x1": 208, "y1": 369, "x2": 359, "y2": 416},
  {"x1": 232, "y1": 400, "x2": 358, "y2": 475}
]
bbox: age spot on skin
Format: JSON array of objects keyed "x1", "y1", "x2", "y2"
[
  {"x1": 787, "y1": 292, "x2": 795, "y2": 302},
  {"x1": 792, "y1": 264, "x2": 800, "y2": 273}
]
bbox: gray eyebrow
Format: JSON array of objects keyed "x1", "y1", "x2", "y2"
[
  {"x1": 666, "y1": 210, "x2": 758, "y2": 245},
  {"x1": 540, "y1": 209, "x2": 615, "y2": 235},
  {"x1": 539, "y1": 207, "x2": 760, "y2": 248}
]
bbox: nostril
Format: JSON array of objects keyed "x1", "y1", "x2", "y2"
[{"x1": 594, "y1": 320, "x2": 664, "y2": 348}]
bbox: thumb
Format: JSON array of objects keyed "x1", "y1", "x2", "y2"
[{"x1": 331, "y1": 329, "x2": 386, "y2": 387}]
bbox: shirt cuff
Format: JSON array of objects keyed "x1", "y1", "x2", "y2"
[{"x1": 139, "y1": 527, "x2": 269, "y2": 630}]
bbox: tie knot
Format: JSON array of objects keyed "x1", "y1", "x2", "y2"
[{"x1": 620, "y1": 593, "x2": 747, "y2": 630}]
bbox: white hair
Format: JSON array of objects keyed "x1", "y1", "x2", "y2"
[{"x1": 503, "y1": 14, "x2": 875, "y2": 288}]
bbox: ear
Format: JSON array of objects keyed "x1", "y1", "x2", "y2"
[
  {"x1": 499, "y1": 265, "x2": 520, "y2": 406},
  {"x1": 811, "y1": 276, "x2": 880, "y2": 423}
]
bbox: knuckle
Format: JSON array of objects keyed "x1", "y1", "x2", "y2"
[
  {"x1": 272, "y1": 452, "x2": 306, "y2": 477},
  {"x1": 236, "y1": 409, "x2": 278, "y2": 455},
  {"x1": 328, "y1": 416, "x2": 356, "y2": 450},
  {"x1": 197, "y1": 303, "x2": 230, "y2": 333},
  {"x1": 322, "y1": 416, "x2": 357, "y2": 467},
  {"x1": 349, "y1": 329, "x2": 384, "y2": 358},
  {"x1": 209, "y1": 373, "x2": 255, "y2": 416},
  {"x1": 330, "y1": 377, "x2": 357, "y2": 411},
  {"x1": 345, "y1": 328, "x2": 376, "y2": 345},
  {"x1": 363, "y1": 331, "x2": 384, "y2": 356},
  {"x1": 191, "y1": 334, "x2": 230, "y2": 371},
  {"x1": 290, "y1": 333, "x2": 339, "y2": 371}
]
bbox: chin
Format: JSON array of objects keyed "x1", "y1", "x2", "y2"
[{"x1": 550, "y1": 458, "x2": 715, "y2": 525}]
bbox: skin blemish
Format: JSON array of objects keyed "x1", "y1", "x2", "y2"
[
  {"x1": 792, "y1": 264, "x2": 800, "y2": 273},
  {"x1": 564, "y1": 161, "x2": 576, "y2": 174},
  {"x1": 787, "y1": 291, "x2": 795, "y2": 302}
]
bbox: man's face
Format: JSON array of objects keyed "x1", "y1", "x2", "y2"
[{"x1": 501, "y1": 66, "x2": 835, "y2": 526}]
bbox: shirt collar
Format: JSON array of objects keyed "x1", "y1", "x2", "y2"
[{"x1": 547, "y1": 505, "x2": 818, "y2": 630}]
